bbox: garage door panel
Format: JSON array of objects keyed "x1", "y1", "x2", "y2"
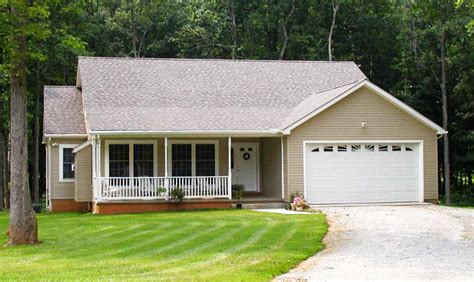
[{"x1": 305, "y1": 142, "x2": 420, "y2": 204}]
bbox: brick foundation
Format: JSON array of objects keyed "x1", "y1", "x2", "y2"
[
  {"x1": 51, "y1": 199, "x2": 90, "y2": 212},
  {"x1": 93, "y1": 201, "x2": 233, "y2": 215}
]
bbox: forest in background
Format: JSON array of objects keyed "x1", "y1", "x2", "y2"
[{"x1": 0, "y1": 0, "x2": 473, "y2": 208}]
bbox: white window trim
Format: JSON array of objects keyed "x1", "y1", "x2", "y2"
[
  {"x1": 168, "y1": 140, "x2": 219, "y2": 177},
  {"x1": 104, "y1": 140, "x2": 158, "y2": 177},
  {"x1": 59, "y1": 144, "x2": 78, "y2": 182}
]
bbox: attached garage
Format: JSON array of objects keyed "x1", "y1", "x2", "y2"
[
  {"x1": 283, "y1": 81, "x2": 446, "y2": 204},
  {"x1": 304, "y1": 141, "x2": 423, "y2": 204}
]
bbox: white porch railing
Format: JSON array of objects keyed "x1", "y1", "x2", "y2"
[{"x1": 96, "y1": 176, "x2": 230, "y2": 201}]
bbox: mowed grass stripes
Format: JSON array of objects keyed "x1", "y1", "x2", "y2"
[{"x1": 0, "y1": 209, "x2": 327, "y2": 281}]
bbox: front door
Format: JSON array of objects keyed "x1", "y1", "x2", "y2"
[{"x1": 232, "y1": 143, "x2": 259, "y2": 192}]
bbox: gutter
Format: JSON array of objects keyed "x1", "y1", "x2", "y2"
[{"x1": 88, "y1": 129, "x2": 282, "y2": 137}]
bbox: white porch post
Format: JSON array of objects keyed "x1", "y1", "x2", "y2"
[
  {"x1": 96, "y1": 135, "x2": 102, "y2": 202},
  {"x1": 91, "y1": 137, "x2": 97, "y2": 201},
  {"x1": 228, "y1": 136, "x2": 232, "y2": 199},
  {"x1": 281, "y1": 136, "x2": 285, "y2": 199},
  {"x1": 164, "y1": 137, "x2": 169, "y2": 195}
]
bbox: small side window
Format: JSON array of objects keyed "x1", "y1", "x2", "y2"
[
  {"x1": 324, "y1": 146, "x2": 334, "y2": 152},
  {"x1": 60, "y1": 145, "x2": 75, "y2": 181}
]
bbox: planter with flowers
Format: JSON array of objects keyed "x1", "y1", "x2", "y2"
[{"x1": 289, "y1": 192, "x2": 309, "y2": 211}]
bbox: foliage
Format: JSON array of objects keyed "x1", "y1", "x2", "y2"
[
  {"x1": 441, "y1": 185, "x2": 474, "y2": 207},
  {"x1": 289, "y1": 191, "x2": 304, "y2": 204},
  {"x1": 231, "y1": 184, "x2": 244, "y2": 199},
  {"x1": 155, "y1": 186, "x2": 166, "y2": 195},
  {"x1": 0, "y1": 0, "x2": 472, "y2": 206},
  {"x1": 168, "y1": 187, "x2": 184, "y2": 202},
  {"x1": 0, "y1": 210, "x2": 327, "y2": 280}
]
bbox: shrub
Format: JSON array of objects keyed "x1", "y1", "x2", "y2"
[
  {"x1": 232, "y1": 184, "x2": 245, "y2": 199},
  {"x1": 169, "y1": 187, "x2": 185, "y2": 202}
]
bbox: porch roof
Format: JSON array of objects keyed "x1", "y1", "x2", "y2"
[{"x1": 76, "y1": 57, "x2": 366, "y2": 133}]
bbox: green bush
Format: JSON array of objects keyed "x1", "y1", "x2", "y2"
[
  {"x1": 232, "y1": 184, "x2": 245, "y2": 199},
  {"x1": 169, "y1": 187, "x2": 185, "y2": 202},
  {"x1": 441, "y1": 186, "x2": 474, "y2": 207}
]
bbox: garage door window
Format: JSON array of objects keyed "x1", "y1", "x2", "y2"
[{"x1": 324, "y1": 146, "x2": 333, "y2": 152}]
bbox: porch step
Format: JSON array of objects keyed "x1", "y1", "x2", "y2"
[{"x1": 233, "y1": 202, "x2": 287, "y2": 209}]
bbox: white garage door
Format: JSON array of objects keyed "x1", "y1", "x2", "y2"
[{"x1": 305, "y1": 142, "x2": 421, "y2": 204}]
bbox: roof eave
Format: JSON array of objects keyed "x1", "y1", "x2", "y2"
[{"x1": 89, "y1": 129, "x2": 282, "y2": 137}]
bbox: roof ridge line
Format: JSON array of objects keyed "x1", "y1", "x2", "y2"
[{"x1": 77, "y1": 56, "x2": 358, "y2": 64}]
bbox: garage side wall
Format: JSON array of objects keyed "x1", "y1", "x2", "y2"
[{"x1": 287, "y1": 86, "x2": 438, "y2": 201}]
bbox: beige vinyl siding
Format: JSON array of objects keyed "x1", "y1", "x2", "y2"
[
  {"x1": 75, "y1": 144, "x2": 92, "y2": 202},
  {"x1": 261, "y1": 137, "x2": 282, "y2": 198},
  {"x1": 287, "y1": 86, "x2": 439, "y2": 200},
  {"x1": 50, "y1": 138, "x2": 86, "y2": 199}
]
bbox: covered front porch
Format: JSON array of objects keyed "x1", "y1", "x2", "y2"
[{"x1": 90, "y1": 135, "x2": 285, "y2": 203}]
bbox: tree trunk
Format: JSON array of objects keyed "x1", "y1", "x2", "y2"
[
  {"x1": 34, "y1": 64, "x2": 40, "y2": 205},
  {"x1": 328, "y1": 0, "x2": 339, "y2": 61},
  {"x1": 440, "y1": 29, "x2": 450, "y2": 205},
  {"x1": 279, "y1": 0, "x2": 295, "y2": 60},
  {"x1": 8, "y1": 2, "x2": 38, "y2": 245},
  {"x1": 227, "y1": 0, "x2": 237, "y2": 60},
  {"x1": 0, "y1": 135, "x2": 4, "y2": 210}
]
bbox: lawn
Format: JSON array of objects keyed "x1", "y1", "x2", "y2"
[{"x1": 0, "y1": 209, "x2": 327, "y2": 281}]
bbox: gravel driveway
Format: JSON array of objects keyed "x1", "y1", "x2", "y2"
[{"x1": 278, "y1": 205, "x2": 474, "y2": 281}]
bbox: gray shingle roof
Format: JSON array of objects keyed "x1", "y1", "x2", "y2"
[
  {"x1": 78, "y1": 57, "x2": 366, "y2": 132},
  {"x1": 43, "y1": 86, "x2": 86, "y2": 135},
  {"x1": 281, "y1": 82, "x2": 360, "y2": 130}
]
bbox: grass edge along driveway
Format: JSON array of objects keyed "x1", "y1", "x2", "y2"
[{"x1": 0, "y1": 209, "x2": 327, "y2": 281}]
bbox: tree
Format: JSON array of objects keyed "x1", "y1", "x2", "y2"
[
  {"x1": 279, "y1": 0, "x2": 295, "y2": 60},
  {"x1": 7, "y1": 0, "x2": 38, "y2": 244},
  {"x1": 328, "y1": 0, "x2": 339, "y2": 61}
]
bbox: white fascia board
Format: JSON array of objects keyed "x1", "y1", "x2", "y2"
[
  {"x1": 283, "y1": 80, "x2": 447, "y2": 135},
  {"x1": 88, "y1": 129, "x2": 282, "y2": 137},
  {"x1": 363, "y1": 81, "x2": 447, "y2": 134},
  {"x1": 44, "y1": 134, "x2": 88, "y2": 138}
]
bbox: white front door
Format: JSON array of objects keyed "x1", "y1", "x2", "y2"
[{"x1": 232, "y1": 143, "x2": 259, "y2": 192}]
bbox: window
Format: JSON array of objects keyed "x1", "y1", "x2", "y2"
[
  {"x1": 324, "y1": 146, "x2": 334, "y2": 152},
  {"x1": 134, "y1": 144, "x2": 154, "y2": 176},
  {"x1": 351, "y1": 145, "x2": 362, "y2": 152},
  {"x1": 392, "y1": 145, "x2": 402, "y2": 151},
  {"x1": 172, "y1": 144, "x2": 192, "y2": 176},
  {"x1": 405, "y1": 146, "x2": 414, "y2": 152},
  {"x1": 337, "y1": 145, "x2": 347, "y2": 152},
  {"x1": 109, "y1": 144, "x2": 130, "y2": 177},
  {"x1": 365, "y1": 145, "x2": 375, "y2": 152},
  {"x1": 196, "y1": 144, "x2": 215, "y2": 176},
  {"x1": 378, "y1": 145, "x2": 388, "y2": 152},
  {"x1": 170, "y1": 141, "x2": 218, "y2": 176},
  {"x1": 59, "y1": 145, "x2": 76, "y2": 181},
  {"x1": 311, "y1": 147, "x2": 320, "y2": 152},
  {"x1": 106, "y1": 141, "x2": 156, "y2": 177}
]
